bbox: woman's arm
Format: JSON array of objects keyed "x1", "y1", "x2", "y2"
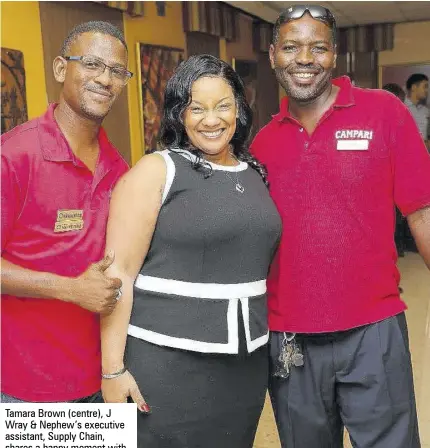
[{"x1": 100, "y1": 153, "x2": 166, "y2": 407}]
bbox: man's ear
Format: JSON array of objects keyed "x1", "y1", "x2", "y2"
[
  {"x1": 53, "y1": 56, "x2": 67, "y2": 83},
  {"x1": 269, "y1": 44, "x2": 276, "y2": 70}
]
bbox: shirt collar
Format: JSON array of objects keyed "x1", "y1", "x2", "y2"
[
  {"x1": 38, "y1": 103, "x2": 121, "y2": 166},
  {"x1": 273, "y1": 76, "x2": 356, "y2": 122}
]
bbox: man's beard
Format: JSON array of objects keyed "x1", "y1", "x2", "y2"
[
  {"x1": 80, "y1": 99, "x2": 111, "y2": 122},
  {"x1": 274, "y1": 66, "x2": 333, "y2": 103}
]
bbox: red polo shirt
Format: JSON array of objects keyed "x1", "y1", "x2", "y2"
[
  {"x1": 1, "y1": 104, "x2": 129, "y2": 401},
  {"x1": 252, "y1": 77, "x2": 430, "y2": 333}
]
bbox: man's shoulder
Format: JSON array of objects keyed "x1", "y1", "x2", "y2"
[
  {"x1": 253, "y1": 119, "x2": 281, "y2": 145},
  {"x1": 251, "y1": 117, "x2": 284, "y2": 160},
  {"x1": 352, "y1": 86, "x2": 410, "y2": 121},
  {"x1": 99, "y1": 127, "x2": 130, "y2": 175},
  {"x1": 1, "y1": 118, "x2": 42, "y2": 162},
  {"x1": 1, "y1": 118, "x2": 39, "y2": 146},
  {"x1": 353, "y1": 85, "x2": 401, "y2": 106},
  {"x1": 104, "y1": 145, "x2": 130, "y2": 178},
  {"x1": 115, "y1": 150, "x2": 130, "y2": 171},
  {"x1": 114, "y1": 153, "x2": 130, "y2": 178}
]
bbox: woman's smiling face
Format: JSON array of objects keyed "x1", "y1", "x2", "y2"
[{"x1": 183, "y1": 76, "x2": 237, "y2": 159}]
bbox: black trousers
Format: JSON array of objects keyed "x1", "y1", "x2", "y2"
[{"x1": 269, "y1": 313, "x2": 420, "y2": 448}]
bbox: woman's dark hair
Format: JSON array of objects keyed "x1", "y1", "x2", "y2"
[{"x1": 158, "y1": 54, "x2": 268, "y2": 187}]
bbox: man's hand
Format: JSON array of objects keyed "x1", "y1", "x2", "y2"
[{"x1": 69, "y1": 251, "x2": 122, "y2": 315}]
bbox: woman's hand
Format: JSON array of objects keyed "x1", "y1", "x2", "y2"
[{"x1": 102, "y1": 370, "x2": 150, "y2": 413}]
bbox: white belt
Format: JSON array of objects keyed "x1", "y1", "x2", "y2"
[{"x1": 134, "y1": 275, "x2": 266, "y2": 299}]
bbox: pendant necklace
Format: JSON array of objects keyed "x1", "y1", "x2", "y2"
[{"x1": 226, "y1": 152, "x2": 245, "y2": 193}]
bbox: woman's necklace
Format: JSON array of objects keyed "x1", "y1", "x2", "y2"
[
  {"x1": 225, "y1": 152, "x2": 245, "y2": 193},
  {"x1": 226, "y1": 171, "x2": 245, "y2": 193}
]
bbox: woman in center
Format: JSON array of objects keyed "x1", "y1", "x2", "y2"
[{"x1": 101, "y1": 54, "x2": 282, "y2": 447}]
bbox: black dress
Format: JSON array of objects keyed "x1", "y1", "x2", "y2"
[{"x1": 125, "y1": 150, "x2": 282, "y2": 447}]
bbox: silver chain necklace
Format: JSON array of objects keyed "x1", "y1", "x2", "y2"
[{"x1": 225, "y1": 152, "x2": 245, "y2": 193}]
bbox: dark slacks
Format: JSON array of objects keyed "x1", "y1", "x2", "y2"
[{"x1": 269, "y1": 313, "x2": 420, "y2": 448}]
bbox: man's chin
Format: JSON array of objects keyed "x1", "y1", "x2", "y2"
[
  {"x1": 81, "y1": 106, "x2": 110, "y2": 122},
  {"x1": 282, "y1": 84, "x2": 319, "y2": 102},
  {"x1": 282, "y1": 78, "x2": 333, "y2": 103},
  {"x1": 291, "y1": 90, "x2": 320, "y2": 103}
]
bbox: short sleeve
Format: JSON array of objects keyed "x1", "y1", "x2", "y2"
[{"x1": 388, "y1": 98, "x2": 430, "y2": 216}]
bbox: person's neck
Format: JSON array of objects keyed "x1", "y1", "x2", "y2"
[
  {"x1": 54, "y1": 100, "x2": 101, "y2": 159},
  {"x1": 288, "y1": 83, "x2": 337, "y2": 123},
  {"x1": 408, "y1": 93, "x2": 420, "y2": 106},
  {"x1": 201, "y1": 148, "x2": 238, "y2": 166}
]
